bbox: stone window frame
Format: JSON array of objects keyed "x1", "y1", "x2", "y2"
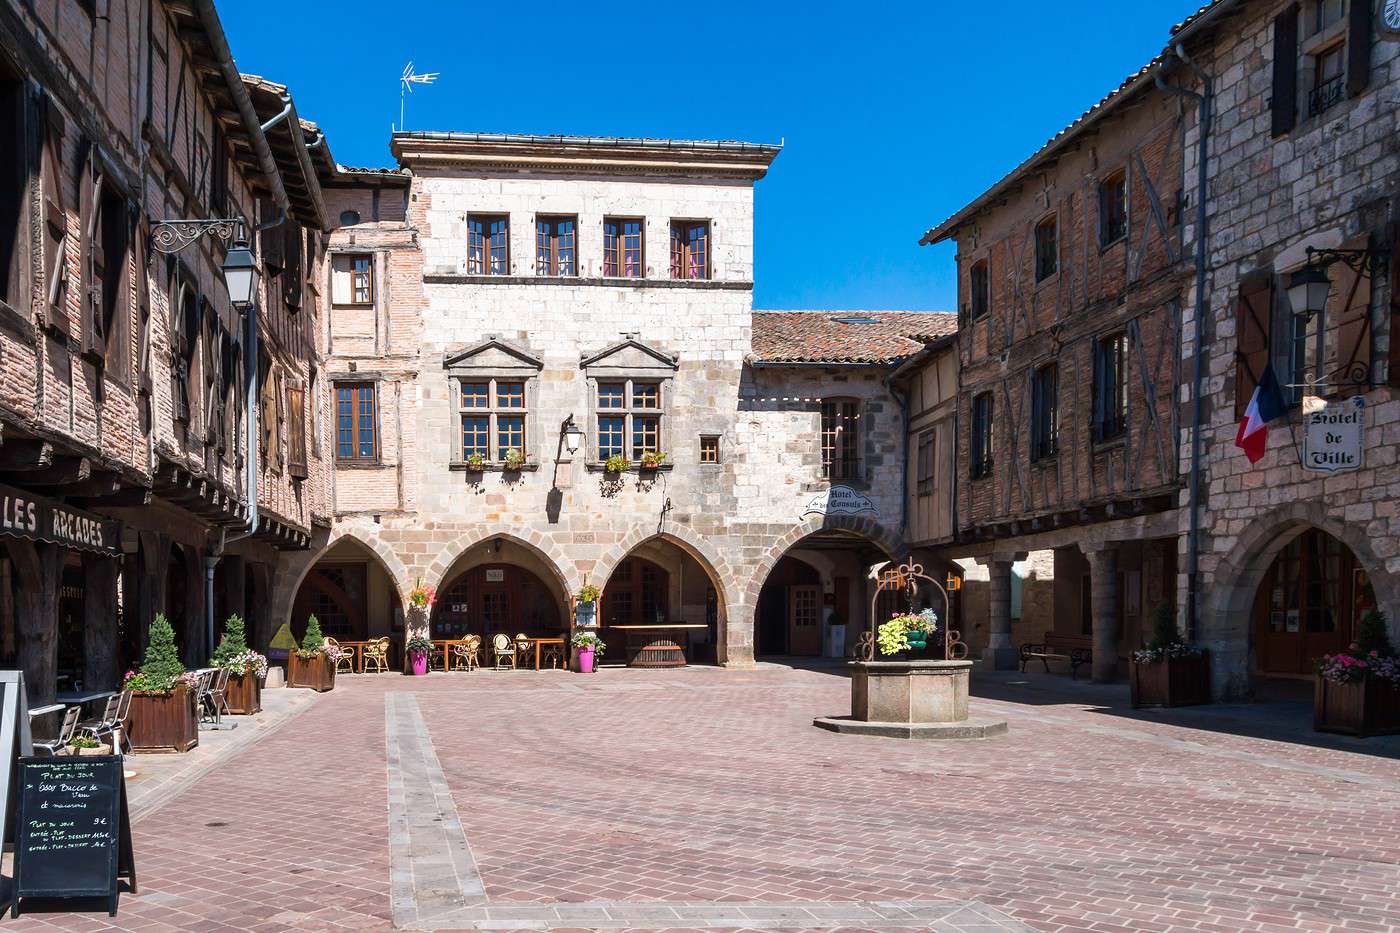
[
  {"x1": 699, "y1": 434, "x2": 721, "y2": 466},
  {"x1": 467, "y1": 213, "x2": 510, "y2": 276},
  {"x1": 580, "y1": 338, "x2": 679, "y2": 470},
  {"x1": 669, "y1": 219, "x2": 711, "y2": 281},
  {"x1": 1299, "y1": 3, "x2": 1349, "y2": 119},
  {"x1": 444, "y1": 337, "x2": 543, "y2": 470}
]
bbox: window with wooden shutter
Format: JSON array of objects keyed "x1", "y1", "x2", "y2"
[
  {"x1": 259, "y1": 352, "x2": 275, "y2": 461},
  {"x1": 202, "y1": 301, "x2": 220, "y2": 445},
  {"x1": 1271, "y1": 6, "x2": 1300, "y2": 137},
  {"x1": 1327, "y1": 233, "x2": 1374, "y2": 394},
  {"x1": 283, "y1": 222, "x2": 303, "y2": 310},
  {"x1": 95, "y1": 185, "x2": 132, "y2": 379},
  {"x1": 41, "y1": 93, "x2": 69, "y2": 336},
  {"x1": 1092, "y1": 334, "x2": 1127, "y2": 442},
  {"x1": 79, "y1": 143, "x2": 103, "y2": 358},
  {"x1": 1345, "y1": 0, "x2": 1372, "y2": 97},
  {"x1": 970, "y1": 392, "x2": 994, "y2": 479},
  {"x1": 260, "y1": 207, "x2": 284, "y2": 274},
  {"x1": 169, "y1": 273, "x2": 196, "y2": 426},
  {"x1": 1234, "y1": 273, "x2": 1274, "y2": 419},
  {"x1": 287, "y1": 382, "x2": 308, "y2": 479},
  {"x1": 0, "y1": 76, "x2": 26, "y2": 308}
]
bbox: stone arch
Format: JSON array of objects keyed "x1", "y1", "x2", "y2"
[
  {"x1": 272, "y1": 524, "x2": 413, "y2": 633},
  {"x1": 740, "y1": 514, "x2": 905, "y2": 614},
  {"x1": 592, "y1": 524, "x2": 742, "y2": 620},
  {"x1": 1203, "y1": 499, "x2": 1398, "y2": 699},
  {"x1": 426, "y1": 527, "x2": 577, "y2": 602}
]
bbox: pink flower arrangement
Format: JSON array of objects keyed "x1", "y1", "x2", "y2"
[{"x1": 409, "y1": 578, "x2": 435, "y2": 610}]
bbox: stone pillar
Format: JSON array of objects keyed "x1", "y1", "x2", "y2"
[
  {"x1": 981, "y1": 557, "x2": 1020, "y2": 670},
  {"x1": 14, "y1": 542, "x2": 60, "y2": 706},
  {"x1": 1084, "y1": 543, "x2": 1119, "y2": 683},
  {"x1": 82, "y1": 553, "x2": 121, "y2": 692}
]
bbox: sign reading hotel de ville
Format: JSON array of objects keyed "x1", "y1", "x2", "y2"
[
  {"x1": 1302, "y1": 396, "x2": 1364, "y2": 474},
  {"x1": 802, "y1": 485, "x2": 880, "y2": 519}
]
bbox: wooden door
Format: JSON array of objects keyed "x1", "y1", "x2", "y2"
[
  {"x1": 787, "y1": 585, "x2": 822, "y2": 656},
  {"x1": 1253, "y1": 531, "x2": 1354, "y2": 675}
]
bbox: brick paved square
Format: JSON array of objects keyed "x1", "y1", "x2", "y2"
[{"x1": 7, "y1": 668, "x2": 1397, "y2": 932}]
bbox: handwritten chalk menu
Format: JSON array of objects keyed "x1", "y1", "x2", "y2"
[{"x1": 11, "y1": 755, "x2": 136, "y2": 917}]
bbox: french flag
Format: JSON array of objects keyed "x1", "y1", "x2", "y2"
[{"x1": 1234, "y1": 363, "x2": 1287, "y2": 464}]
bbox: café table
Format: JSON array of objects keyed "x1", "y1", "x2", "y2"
[
  {"x1": 609, "y1": 624, "x2": 708, "y2": 667},
  {"x1": 531, "y1": 637, "x2": 566, "y2": 670},
  {"x1": 337, "y1": 640, "x2": 374, "y2": 673}
]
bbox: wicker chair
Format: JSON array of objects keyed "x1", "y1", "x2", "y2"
[
  {"x1": 451, "y1": 636, "x2": 480, "y2": 672},
  {"x1": 332, "y1": 638, "x2": 356, "y2": 674},
  {"x1": 540, "y1": 639, "x2": 565, "y2": 670},
  {"x1": 362, "y1": 637, "x2": 390, "y2": 674},
  {"x1": 515, "y1": 633, "x2": 533, "y2": 669},
  {"x1": 492, "y1": 633, "x2": 516, "y2": 670}
]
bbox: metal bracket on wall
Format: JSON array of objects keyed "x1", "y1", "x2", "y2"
[{"x1": 150, "y1": 218, "x2": 244, "y2": 255}]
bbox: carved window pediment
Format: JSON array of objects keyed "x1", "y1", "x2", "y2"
[
  {"x1": 444, "y1": 337, "x2": 543, "y2": 376},
  {"x1": 580, "y1": 338, "x2": 679, "y2": 376}
]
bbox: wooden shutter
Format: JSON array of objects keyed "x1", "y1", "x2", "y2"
[
  {"x1": 258, "y1": 352, "x2": 273, "y2": 458},
  {"x1": 1329, "y1": 233, "x2": 1373, "y2": 394},
  {"x1": 203, "y1": 300, "x2": 220, "y2": 444},
  {"x1": 41, "y1": 94, "x2": 69, "y2": 336},
  {"x1": 330, "y1": 255, "x2": 352, "y2": 304},
  {"x1": 287, "y1": 382, "x2": 308, "y2": 479},
  {"x1": 283, "y1": 223, "x2": 302, "y2": 310},
  {"x1": 1390, "y1": 230, "x2": 1400, "y2": 389},
  {"x1": 260, "y1": 208, "x2": 284, "y2": 274},
  {"x1": 78, "y1": 143, "x2": 104, "y2": 359},
  {"x1": 1234, "y1": 273, "x2": 1274, "y2": 419},
  {"x1": 1091, "y1": 340, "x2": 1106, "y2": 438},
  {"x1": 169, "y1": 271, "x2": 191, "y2": 425},
  {"x1": 1346, "y1": 0, "x2": 1373, "y2": 97},
  {"x1": 136, "y1": 218, "x2": 153, "y2": 402},
  {"x1": 1271, "y1": 6, "x2": 1299, "y2": 138}
]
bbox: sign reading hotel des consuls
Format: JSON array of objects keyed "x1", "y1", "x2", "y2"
[
  {"x1": 802, "y1": 485, "x2": 880, "y2": 518},
  {"x1": 0, "y1": 482, "x2": 122, "y2": 556},
  {"x1": 1302, "y1": 396, "x2": 1364, "y2": 474}
]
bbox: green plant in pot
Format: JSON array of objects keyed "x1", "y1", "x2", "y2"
[
  {"x1": 406, "y1": 634, "x2": 435, "y2": 675},
  {"x1": 502, "y1": 447, "x2": 527, "y2": 471},
  {"x1": 604, "y1": 453, "x2": 628, "y2": 474},
  {"x1": 464, "y1": 452, "x2": 485, "y2": 471},
  {"x1": 640, "y1": 451, "x2": 667, "y2": 469}
]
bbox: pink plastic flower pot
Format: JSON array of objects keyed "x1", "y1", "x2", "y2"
[
  {"x1": 410, "y1": 651, "x2": 429, "y2": 676},
  {"x1": 578, "y1": 647, "x2": 595, "y2": 674}
]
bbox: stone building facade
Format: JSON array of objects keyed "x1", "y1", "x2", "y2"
[
  {"x1": 273, "y1": 132, "x2": 955, "y2": 665},
  {"x1": 919, "y1": 61, "x2": 1190, "y2": 682},
  {"x1": 0, "y1": 0, "x2": 332, "y2": 701},
  {"x1": 1170, "y1": 0, "x2": 1400, "y2": 698}
]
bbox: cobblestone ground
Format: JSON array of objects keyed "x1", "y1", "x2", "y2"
[{"x1": 6, "y1": 666, "x2": 1399, "y2": 932}]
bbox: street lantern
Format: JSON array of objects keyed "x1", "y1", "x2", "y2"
[
  {"x1": 222, "y1": 239, "x2": 259, "y2": 308},
  {"x1": 1286, "y1": 264, "x2": 1331, "y2": 319},
  {"x1": 562, "y1": 416, "x2": 585, "y2": 455}
]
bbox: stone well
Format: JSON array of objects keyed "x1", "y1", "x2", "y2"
[{"x1": 813, "y1": 659, "x2": 1007, "y2": 739}]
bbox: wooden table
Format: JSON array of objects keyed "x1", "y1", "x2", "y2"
[
  {"x1": 610, "y1": 625, "x2": 709, "y2": 667},
  {"x1": 530, "y1": 637, "x2": 566, "y2": 670}
]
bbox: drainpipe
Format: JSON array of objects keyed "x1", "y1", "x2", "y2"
[
  {"x1": 1155, "y1": 43, "x2": 1212, "y2": 642},
  {"x1": 884, "y1": 370, "x2": 911, "y2": 545}
]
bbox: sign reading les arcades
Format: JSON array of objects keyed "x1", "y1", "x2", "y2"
[{"x1": 0, "y1": 482, "x2": 121, "y2": 556}]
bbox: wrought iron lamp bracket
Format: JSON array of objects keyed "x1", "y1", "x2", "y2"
[
  {"x1": 150, "y1": 218, "x2": 245, "y2": 255},
  {"x1": 1304, "y1": 244, "x2": 1388, "y2": 278}
]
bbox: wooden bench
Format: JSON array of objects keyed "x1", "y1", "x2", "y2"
[{"x1": 1019, "y1": 633, "x2": 1093, "y2": 679}]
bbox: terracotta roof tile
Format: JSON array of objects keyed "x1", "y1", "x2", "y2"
[{"x1": 751, "y1": 311, "x2": 957, "y2": 365}]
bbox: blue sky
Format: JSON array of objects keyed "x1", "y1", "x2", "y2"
[{"x1": 221, "y1": 1, "x2": 1204, "y2": 312}]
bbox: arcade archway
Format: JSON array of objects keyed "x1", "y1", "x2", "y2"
[
  {"x1": 430, "y1": 536, "x2": 570, "y2": 643},
  {"x1": 597, "y1": 537, "x2": 724, "y2": 665},
  {"x1": 1252, "y1": 528, "x2": 1369, "y2": 677},
  {"x1": 289, "y1": 537, "x2": 406, "y2": 646}
]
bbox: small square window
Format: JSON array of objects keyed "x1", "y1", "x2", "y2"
[
  {"x1": 633, "y1": 383, "x2": 660, "y2": 409},
  {"x1": 700, "y1": 436, "x2": 720, "y2": 463},
  {"x1": 496, "y1": 382, "x2": 525, "y2": 408},
  {"x1": 598, "y1": 383, "x2": 625, "y2": 409}
]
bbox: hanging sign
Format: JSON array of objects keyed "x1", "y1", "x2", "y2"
[
  {"x1": 1302, "y1": 396, "x2": 1364, "y2": 474},
  {"x1": 0, "y1": 482, "x2": 122, "y2": 556},
  {"x1": 802, "y1": 485, "x2": 880, "y2": 519},
  {"x1": 11, "y1": 755, "x2": 136, "y2": 918}
]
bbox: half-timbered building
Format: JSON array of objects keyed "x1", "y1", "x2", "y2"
[{"x1": 920, "y1": 61, "x2": 1190, "y2": 682}]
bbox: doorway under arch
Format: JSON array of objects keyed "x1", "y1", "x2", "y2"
[
  {"x1": 289, "y1": 537, "x2": 406, "y2": 647},
  {"x1": 1252, "y1": 527, "x2": 1371, "y2": 677},
  {"x1": 597, "y1": 538, "x2": 723, "y2": 665},
  {"x1": 432, "y1": 563, "x2": 563, "y2": 641}
]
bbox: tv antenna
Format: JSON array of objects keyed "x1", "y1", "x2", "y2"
[{"x1": 398, "y1": 62, "x2": 440, "y2": 132}]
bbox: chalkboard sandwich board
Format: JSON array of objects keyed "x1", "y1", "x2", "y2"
[{"x1": 11, "y1": 755, "x2": 136, "y2": 917}]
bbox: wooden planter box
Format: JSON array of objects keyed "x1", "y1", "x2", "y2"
[
  {"x1": 225, "y1": 671, "x2": 262, "y2": 714},
  {"x1": 1129, "y1": 651, "x2": 1211, "y2": 708},
  {"x1": 288, "y1": 651, "x2": 336, "y2": 692},
  {"x1": 1314, "y1": 676, "x2": 1400, "y2": 737},
  {"x1": 125, "y1": 686, "x2": 198, "y2": 753}
]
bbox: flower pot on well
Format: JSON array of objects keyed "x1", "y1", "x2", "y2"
[
  {"x1": 410, "y1": 651, "x2": 429, "y2": 676},
  {"x1": 578, "y1": 647, "x2": 596, "y2": 674}
]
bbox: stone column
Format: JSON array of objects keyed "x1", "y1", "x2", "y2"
[
  {"x1": 15, "y1": 542, "x2": 61, "y2": 706},
  {"x1": 1084, "y1": 543, "x2": 1120, "y2": 683},
  {"x1": 980, "y1": 557, "x2": 1020, "y2": 670},
  {"x1": 82, "y1": 553, "x2": 121, "y2": 691}
]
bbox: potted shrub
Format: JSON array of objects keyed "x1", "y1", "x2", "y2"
[
  {"x1": 287, "y1": 615, "x2": 339, "y2": 692},
  {"x1": 571, "y1": 631, "x2": 605, "y2": 673},
  {"x1": 68, "y1": 735, "x2": 111, "y2": 756},
  {"x1": 575, "y1": 582, "x2": 601, "y2": 628},
  {"x1": 502, "y1": 447, "x2": 527, "y2": 471},
  {"x1": 210, "y1": 613, "x2": 267, "y2": 715},
  {"x1": 1315, "y1": 610, "x2": 1400, "y2": 737},
  {"x1": 1129, "y1": 601, "x2": 1209, "y2": 708},
  {"x1": 123, "y1": 613, "x2": 199, "y2": 753},
  {"x1": 406, "y1": 635, "x2": 435, "y2": 676},
  {"x1": 640, "y1": 451, "x2": 667, "y2": 470},
  {"x1": 604, "y1": 453, "x2": 628, "y2": 475},
  {"x1": 464, "y1": 452, "x2": 486, "y2": 471}
]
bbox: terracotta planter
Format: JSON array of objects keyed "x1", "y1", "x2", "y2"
[
  {"x1": 74, "y1": 744, "x2": 112, "y2": 756},
  {"x1": 1129, "y1": 651, "x2": 1211, "y2": 708},
  {"x1": 287, "y1": 651, "x2": 336, "y2": 692},
  {"x1": 225, "y1": 670, "x2": 263, "y2": 714},
  {"x1": 1314, "y1": 675, "x2": 1400, "y2": 737},
  {"x1": 125, "y1": 686, "x2": 199, "y2": 753}
]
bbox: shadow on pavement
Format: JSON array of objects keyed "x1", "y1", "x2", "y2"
[{"x1": 970, "y1": 668, "x2": 1400, "y2": 760}]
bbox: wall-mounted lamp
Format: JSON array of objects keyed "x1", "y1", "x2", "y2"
[
  {"x1": 562, "y1": 415, "x2": 585, "y2": 455},
  {"x1": 1286, "y1": 264, "x2": 1331, "y2": 319},
  {"x1": 221, "y1": 238, "x2": 259, "y2": 308},
  {"x1": 151, "y1": 218, "x2": 260, "y2": 309}
]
